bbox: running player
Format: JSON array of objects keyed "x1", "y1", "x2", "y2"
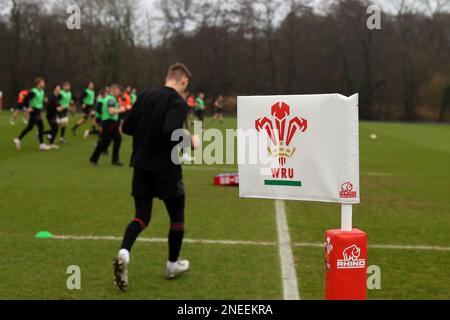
[
  {"x1": 13, "y1": 78, "x2": 51, "y2": 151},
  {"x1": 43, "y1": 84, "x2": 62, "y2": 149},
  {"x1": 130, "y1": 88, "x2": 138, "y2": 105},
  {"x1": 121, "y1": 86, "x2": 133, "y2": 119},
  {"x1": 186, "y1": 93, "x2": 195, "y2": 129},
  {"x1": 57, "y1": 82, "x2": 73, "y2": 144},
  {"x1": 72, "y1": 81, "x2": 96, "y2": 139},
  {"x1": 94, "y1": 87, "x2": 108, "y2": 132},
  {"x1": 195, "y1": 92, "x2": 206, "y2": 122},
  {"x1": 113, "y1": 63, "x2": 193, "y2": 291},
  {"x1": 212, "y1": 95, "x2": 224, "y2": 124},
  {"x1": 10, "y1": 89, "x2": 29, "y2": 125},
  {"x1": 89, "y1": 84, "x2": 126, "y2": 166}
]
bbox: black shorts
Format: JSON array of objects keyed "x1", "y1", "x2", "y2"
[
  {"x1": 30, "y1": 110, "x2": 43, "y2": 122},
  {"x1": 132, "y1": 169, "x2": 185, "y2": 200},
  {"x1": 83, "y1": 105, "x2": 94, "y2": 115},
  {"x1": 215, "y1": 107, "x2": 223, "y2": 114}
]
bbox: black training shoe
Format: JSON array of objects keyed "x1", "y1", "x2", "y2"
[{"x1": 113, "y1": 256, "x2": 128, "y2": 292}]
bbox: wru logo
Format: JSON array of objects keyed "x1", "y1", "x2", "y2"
[{"x1": 255, "y1": 102, "x2": 307, "y2": 166}]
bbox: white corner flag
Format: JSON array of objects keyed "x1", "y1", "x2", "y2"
[{"x1": 238, "y1": 94, "x2": 360, "y2": 204}]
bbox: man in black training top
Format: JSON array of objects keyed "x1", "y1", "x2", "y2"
[
  {"x1": 113, "y1": 63, "x2": 193, "y2": 291},
  {"x1": 43, "y1": 84, "x2": 62, "y2": 149}
]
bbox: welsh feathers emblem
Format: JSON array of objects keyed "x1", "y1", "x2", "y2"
[{"x1": 255, "y1": 102, "x2": 308, "y2": 166}]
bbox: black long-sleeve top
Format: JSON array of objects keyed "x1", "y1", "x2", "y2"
[{"x1": 122, "y1": 87, "x2": 189, "y2": 177}]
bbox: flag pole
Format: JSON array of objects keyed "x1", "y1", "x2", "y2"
[{"x1": 341, "y1": 204, "x2": 353, "y2": 231}]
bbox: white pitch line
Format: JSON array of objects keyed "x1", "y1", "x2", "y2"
[
  {"x1": 53, "y1": 235, "x2": 276, "y2": 246},
  {"x1": 367, "y1": 244, "x2": 450, "y2": 251},
  {"x1": 292, "y1": 243, "x2": 450, "y2": 251},
  {"x1": 274, "y1": 200, "x2": 300, "y2": 300},
  {"x1": 51, "y1": 235, "x2": 450, "y2": 252}
]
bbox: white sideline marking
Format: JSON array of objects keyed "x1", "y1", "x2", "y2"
[
  {"x1": 274, "y1": 200, "x2": 300, "y2": 300},
  {"x1": 292, "y1": 243, "x2": 450, "y2": 252},
  {"x1": 367, "y1": 244, "x2": 450, "y2": 251},
  {"x1": 51, "y1": 235, "x2": 450, "y2": 251},
  {"x1": 53, "y1": 235, "x2": 276, "y2": 246}
]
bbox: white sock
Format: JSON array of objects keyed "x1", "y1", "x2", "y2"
[
  {"x1": 167, "y1": 261, "x2": 177, "y2": 270},
  {"x1": 119, "y1": 249, "x2": 130, "y2": 264}
]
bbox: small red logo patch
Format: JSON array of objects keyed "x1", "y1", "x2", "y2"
[{"x1": 339, "y1": 182, "x2": 357, "y2": 198}]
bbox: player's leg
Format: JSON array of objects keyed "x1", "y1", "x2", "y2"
[
  {"x1": 163, "y1": 194, "x2": 189, "y2": 279},
  {"x1": 10, "y1": 107, "x2": 19, "y2": 125},
  {"x1": 14, "y1": 112, "x2": 36, "y2": 149},
  {"x1": 119, "y1": 196, "x2": 153, "y2": 254},
  {"x1": 49, "y1": 118, "x2": 59, "y2": 148},
  {"x1": 90, "y1": 123, "x2": 111, "y2": 164},
  {"x1": 88, "y1": 112, "x2": 98, "y2": 136},
  {"x1": 71, "y1": 117, "x2": 86, "y2": 135},
  {"x1": 111, "y1": 125, "x2": 122, "y2": 166},
  {"x1": 23, "y1": 109, "x2": 29, "y2": 124},
  {"x1": 72, "y1": 106, "x2": 91, "y2": 135},
  {"x1": 59, "y1": 118, "x2": 69, "y2": 143},
  {"x1": 36, "y1": 116, "x2": 51, "y2": 151},
  {"x1": 114, "y1": 176, "x2": 154, "y2": 291}
]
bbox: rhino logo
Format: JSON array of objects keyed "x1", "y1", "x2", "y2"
[
  {"x1": 339, "y1": 181, "x2": 357, "y2": 198},
  {"x1": 341, "y1": 182, "x2": 353, "y2": 192},
  {"x1": 337, "y1": 244, "x2": 365, "y2": 269},
  {"x1": 342, "y1": 244, "x2": 361, "y2": 261}
]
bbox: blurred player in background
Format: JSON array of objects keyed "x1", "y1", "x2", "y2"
[
  {"x1": 130, "y1": 88, "x2": 138, "y2": 105},
  {"x1": 186, "y1": 93, "x2": 195, "y2": 129},
  {"x1": 72, "y1": 81, "x2": 97, "y2": 139},
  {"x1": 194, "y1": 92, "x2": 206, "y2": 122},
  {"x1": 121, "y1": 85, "x2": 133, "y2": 119},
  {"x1": 13, "y1": 77, "x2": 51, "y2": 151},
  {"x1": 43, "y1": 84, "x2": 62, "y2": 149},
  {"x1": 57, "y1": 82, "x2": 73, "y2": 144},
  {"x1": 10, "y1": 89, "x2": 29, "y2": 126},
  {"x1": 93, "y1": 87, "x2": 108, "y2": 134},
  {"x1": 89, "y1": 84, "x2": 126, "y2": 166},
  {"x1": 213, "y1": 95, "x2": 224, "y2": 124}
]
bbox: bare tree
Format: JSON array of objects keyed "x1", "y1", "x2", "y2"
[{"x1": 158, "y1": 0, "x2": 196, "y2": 40}]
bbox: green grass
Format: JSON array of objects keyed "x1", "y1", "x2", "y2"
[{"x1": 0, "y1": 112, "x2": 449, "y2": 299}]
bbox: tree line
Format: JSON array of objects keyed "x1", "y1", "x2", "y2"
[{"x1": 0, "y1": 0, "x2": 449, "y2": 121}]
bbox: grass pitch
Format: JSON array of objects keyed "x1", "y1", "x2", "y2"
[{"x1": 0, "y1": 112, "x2": 448, "y2": 299}]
